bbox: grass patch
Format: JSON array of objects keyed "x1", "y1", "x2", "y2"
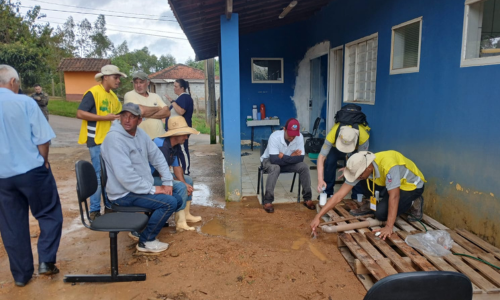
[
  {"x1": 47, "y1": 100, "x2": 80, "y2": 118},
  {"x1": 192, "y1": 113, "x2": 219, "y2": 135}
]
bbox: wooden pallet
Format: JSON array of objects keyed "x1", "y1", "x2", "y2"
[{"x1": 326, "y1": 200, "x2": 500, "y2": 300}]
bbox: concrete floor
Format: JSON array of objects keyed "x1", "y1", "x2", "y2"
[{"x1": 241, "y1": 148, "x2": 321, "y2": 204}]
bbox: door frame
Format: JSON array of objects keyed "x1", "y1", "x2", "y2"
[{"x1": 326, "y1": 45, "x2": 344, "y2": 131}]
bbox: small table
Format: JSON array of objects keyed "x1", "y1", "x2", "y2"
[{"x1": 246, "y1": 119, "x2": 280, "y2": 151}]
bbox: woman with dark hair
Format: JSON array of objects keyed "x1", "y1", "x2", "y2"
[{"x1": 165, "y1": 79, "x2": 194, "y2": 175}]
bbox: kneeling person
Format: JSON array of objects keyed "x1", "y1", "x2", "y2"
[
  {"x1": 152, "y1": 116, "x2": 202, "y2": 232},
  {"x1": 311, "y1": 150, "x2": 425, "y2": 240},
  {"x1": 102, "y1": 103, "x2": 182, "y2": 253},
  {"x1": 260, "y1": 118, "x2": 313, "y2": 213}
]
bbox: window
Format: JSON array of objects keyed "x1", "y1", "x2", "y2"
[
  {"x1": 390, "y1": 17, "x2": 422, "y2": 74},
  {"x1": 343, "y1": 33, "x2": 378, "y2": 104},
  {"x1": 251, "y1": 58, "x2": 283, "y2": 83},
  {"x1": 461, "y1": 0, "x2": 500, "y2": 67}
]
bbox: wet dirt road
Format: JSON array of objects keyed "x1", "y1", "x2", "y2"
[{"x1": 0, "y1": 116, "x2": 366, "y2": 300}]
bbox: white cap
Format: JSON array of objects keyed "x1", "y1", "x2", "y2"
[
  {"x1": 336, "y1": 126, "x2": 360, "y2": 153},
  {"x1": 344, "y1": 151, "x2": 376, "y2": 182}
]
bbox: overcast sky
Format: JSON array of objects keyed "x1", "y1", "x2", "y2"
[{"x1": 19, "y1": 0, "x2": 196, "y2": 63}]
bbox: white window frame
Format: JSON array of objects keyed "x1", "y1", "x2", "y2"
[
  {"x1": 251, "y1": 58, "x2": 284, "y2": 83},
  {"x1": 461, "y1": 0, "x2": 500, "y2": 67},
  {"x1": 390, "y1": 17, "x2": 423, "y2": 75},
  {"x1": 343, "y1": 33, "x2": 378, "y2": 105}
]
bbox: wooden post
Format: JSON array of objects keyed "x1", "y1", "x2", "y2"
[
  {"x1": 207, "y1": 58, "x2": 216, "y2": 144},
  {"x1": 204, "y1": 60, "x2": 209, "y2": 123},
  {"x1": 58, "y1": 71, "x2": 64, "y2": 100},
  {"x1": 51, "y1": 78, "x2": 55, "y2": 97}
]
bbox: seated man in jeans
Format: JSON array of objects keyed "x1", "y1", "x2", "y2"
[
  {"x1": 101, "y1": 103, "x2": 182, "y2": 253},
  {"x1": 152, "y1": 116, "x2": 202, "y2": 232},
  {"x1": 260, "y1": 118, "x2": 313, "y2": 213}
]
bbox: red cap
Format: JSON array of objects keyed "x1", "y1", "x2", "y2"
[{"x1": 285, "y1": 118, "x2": 300, "y2": 136}]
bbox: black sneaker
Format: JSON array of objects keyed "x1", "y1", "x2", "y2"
[{"x1": 407, "y1": 196, "x2": 424, "y2": 222}]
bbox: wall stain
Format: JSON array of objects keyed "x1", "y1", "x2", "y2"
[{"x1": 424, "y1": 178, "x2": 500, "y2": 248}]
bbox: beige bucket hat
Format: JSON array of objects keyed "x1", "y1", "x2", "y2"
[
  {"x1": 159, "y1": 116, "x2": 200, "y2": 137},
  {"x1": 336, "y1": 126, "x2": 360, "y2": 154},
  {"x1": 344, "y1": 151, "x2": 376, "y2": 182},
  {"x1": 95, "y1": 65, "x2": 127, "y2": 81}
]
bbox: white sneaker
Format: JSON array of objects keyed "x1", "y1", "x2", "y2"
[{"x1": 136, "y1": 239, "x2": 169, "y2": 253}]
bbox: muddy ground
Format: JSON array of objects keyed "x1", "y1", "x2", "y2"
[{"x1": 0, "y1": 142, "x2": 366, "y2": 300}]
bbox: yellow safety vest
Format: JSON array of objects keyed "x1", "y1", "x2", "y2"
[
  {"x1": 326, "y1": 123, "x2": 370, "y2": 147},
  {"x1": 372, "y1": 151, "x2": 426, "y2": 191},
  {"x1": 78, "y1": 85, "x2": 122, "y2": 145}
]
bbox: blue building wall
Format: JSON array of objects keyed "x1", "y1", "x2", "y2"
[{"x1": 238, "y1": 0, "x2": 500, "y2": 246}]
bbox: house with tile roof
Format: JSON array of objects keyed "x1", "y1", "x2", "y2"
[
  {"x1": 58, "y1": 58, "x2": 111, "y2": 101},
  {"x1": 149, "y1": 64, "x2": 220, "y2": 112}
]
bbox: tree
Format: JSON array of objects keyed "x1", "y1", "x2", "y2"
[
  {"x1": 156, "y1": 54, "x2": 176, "y2": 71},
  {"x1": 185, "y1": 57, "x2": 205, "y2": 71},
  {"x1": 56, "y1": 16, "x2": 76, "y2": 56},
  {"x1": 76, "y1": 18, "x2": 92, "y2": 57},
  {"x1": 89, "y1": 15, "x2": 114, "y2": 58}
]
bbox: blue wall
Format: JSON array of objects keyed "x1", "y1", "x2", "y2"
[{"x1": 238, "y1": 0, "x2": 500, "y2": 246}]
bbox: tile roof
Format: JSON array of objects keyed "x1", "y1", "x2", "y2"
[
  {"x1": 58, "y1": 58, "x2": 111, "y2": 72},
  {"x1": 149, "y1": 64, "x2": 218, "y2": 80}
]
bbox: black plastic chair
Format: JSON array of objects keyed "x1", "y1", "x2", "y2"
[
  {"x1": 364, "y1": 271, "x2": 473, "y2": 300},
  {"x1": 100, "y1": 155, "x2": 153, "y2": 215},
  {"x1": 64, "y1": 160, "x2": 148, "y2": 283},
  {"x1": 257, "y1": 139, "x2": 301, "y2": 203}
]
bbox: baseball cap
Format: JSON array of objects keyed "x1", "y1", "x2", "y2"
[
  {"x1": 285, "y1": 118, "x2": 300, "y2": 137},
  {"x1": 336, "y1": 126, "x2": 360, "y2": 153},
  {"x1": 119, "y1": 102, "x2": 141, "y2": 117},
  {"x1": 344, "y1": 151, "x2": 376, "y2": 182},
  {"x1": 132, "y1": 71, "x2": 149, "y2": 81}
]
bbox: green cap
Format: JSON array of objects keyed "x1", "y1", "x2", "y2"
[{"x1": 132, "y1": 71, "x2": 149, "y2": 81}]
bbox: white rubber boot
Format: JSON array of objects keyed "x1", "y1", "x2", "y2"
[
  {"x1": 185, "y1": 201, "x2": 202, "y2": 223},
  {"x1": 175, "y1": 210, "x2": 195, "y2": 232}
]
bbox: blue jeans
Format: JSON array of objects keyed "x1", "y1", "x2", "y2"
[
  {"x1": 153, "y1": 174, "x2": 193, "y2": 211},
  {"x1": 88, "y1": 145, "x2": 110, "y2": 212},
  {"x1": 113, "y1": 193, "x2": 182, "y2": 243},
  {"x1": 324, "y1": 147, "x2": 363, "y2": 199}
]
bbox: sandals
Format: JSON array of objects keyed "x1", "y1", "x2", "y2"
[
  {"x1": 263, "y1": 203, "x2": 274, "y2": 213},
  {"x1": 303, "y1": 200, "x2": 316, "y2": 210}
]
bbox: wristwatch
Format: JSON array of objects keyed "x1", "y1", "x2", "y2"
[{"x1": 171, "y1": 100, "x2": 176, "y2": 104}]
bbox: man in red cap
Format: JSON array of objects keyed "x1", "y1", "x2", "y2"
[{"x1": 260, "y1": 118, "x2": 313, "y2": 213}]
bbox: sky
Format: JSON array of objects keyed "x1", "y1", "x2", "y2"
[{"x1": 18, "y1": 0, "x2": 196, "y2": 63}]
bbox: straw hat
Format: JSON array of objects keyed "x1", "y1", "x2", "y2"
[
  {"x1": 95, "y1": 65, "x2": 127, "y2": 81},
  {"x1": 344, "y1": 151, "x2": 376, "y2": 182},
  {"x1": 159, "y1": 116, "x2": 200, "y2": 137},
  {"x1": 336, "y1": 126, "x2": 359, "y2": 153}
]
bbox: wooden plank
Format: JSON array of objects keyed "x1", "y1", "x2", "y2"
[
  {"x1": 455, "y1": 228, "x2": 500, "y2": 261},
  {"x1": 364, "y1": 232, "x2": 416, "y2": 273},
  {"x1": 447, "y1": 230, "x2": 487, "y2": 255},
  {"x1": 351, "y1": 233, "x2": 398, "y2": 276},
  {"x1": 338, "y1": 247, "x2": 375, "y2": 291},
  {"x1": 339, "y1": 233, "x2": 389, "y2": 280},
  {"x1": 386, "y1": 233, "x2": 438, "y2": 272},
  {"x1": 421, "y1": 214, "x2": 449, "y2": 230},
  {"x1": 394, "y1": 217, "x2": 421, "y2": 233},
  {"x1": 319, "y1": 214, "x2": 374, "y2": 226},
  {"x1": 400, "y1": 215, "x2": 428, "y2": 232},
  {"x1": 451, "y1": 242, "x2": 500, "y2": 287},
  {"x1": 478, "y1": 254, "x2": 500, "y2": 274}
]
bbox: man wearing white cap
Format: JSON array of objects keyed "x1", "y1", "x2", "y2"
[
  {"x1": 77, "y1": 65, "x2": 126, "y2": 220},
  {"x1": 311, "y1": 150, "x2": 425, "y2": 240},
  {"x1": 317, "y1": 104, "x2": 370, "y2": 200}
]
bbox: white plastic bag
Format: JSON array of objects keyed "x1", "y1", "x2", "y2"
[{"x1": 405, "y1": 230, "x2": 454, "y2": 257}]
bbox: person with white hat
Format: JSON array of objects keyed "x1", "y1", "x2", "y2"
[
  {"x1": 317, "y1": 104, "x2": 370, "y2": 200},
  {"x1": 152, "y1": 116, "x2": 202, "y2": 232},
  {"x1": 311, "y1": 150, "x2": 426, "y2": 241},
  {"x1": 76, "y1": 64, "x2": 127, "y2": 220}
]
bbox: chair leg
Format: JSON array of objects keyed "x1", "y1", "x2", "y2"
[
  {"x1": 290, "y1": 173, "x2": 296, "y2": 192},
  {"x1": 257, "y1": 168, "x2": 261, "y2": 194},
  {"x1": 297, "y1": 176, "x2": 301, "y2": 203},
  {"x1": 261, "y1": 170, "x2": 265, "y2": 203},
  {"x1": 64, "y1": 232, "x2": 146, "y2": 283}
]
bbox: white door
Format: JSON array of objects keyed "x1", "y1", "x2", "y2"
[{"x1": 326, "y1": 47, "x2": 344, "y2": 131}]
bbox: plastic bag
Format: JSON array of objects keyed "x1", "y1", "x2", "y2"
[{"x1": 405, "y1": 230, "x2": 454, "y2": 257}]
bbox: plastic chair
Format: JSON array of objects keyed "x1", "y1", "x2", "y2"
[
  {"x1": 364, "y1": 271, "x2": 473, "y2": 300},
  {"x1": 64, "y1": 160, "x2": 148, "y2": 283},
  {"x1": 257, "y1": 139, "x2": 301, "y2": 203}
]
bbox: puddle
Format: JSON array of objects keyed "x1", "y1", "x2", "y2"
[{"x1": 192, "y1": 183, "x2": 225, "y2": 208}]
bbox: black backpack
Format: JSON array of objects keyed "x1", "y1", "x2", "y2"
[
  {"x1": 304, "y1": 117, "x2": 324, "y2": 154},
  {"x1": 333, "y1": 104, "x2": 368, "y2": 148}
]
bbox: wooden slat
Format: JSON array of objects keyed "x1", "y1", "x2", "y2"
[
  {"x1": 400, "y1": 215, "x2": 428, "y2": 232},
  {"x1": 478, "y1": 254, "x2": 500, "y2": 274},
  {"x1": 395, "y1": 217, "x2": 420, "y2": 233},
  {"x1": 455, "y1": 229, "x2": 500, "y2": 261},
  {"x1": 335, "y1": 206, "x2": 371, "y2": 233},
  {"x1": 451, "y1": 243, "x2": 500, "y2": 287},
  {"x1": 326, "y1": 208, "x2": 355, "y2": 234},
  {"x1": 448, "y1": 230, "x2": 487, "y2": 255},
  {"x1": 338, "y1": 247, "x2": 375, "y2": 291},
  {"x1": 421, "y1": 214, "x2": 449, "y2": 230},
  {"x1": 386, "y1": 233, "x2": 438, "y2": 272},
  {"x1": 351, "y1": 233, "x2": 398, "y2": 276},
  {"x1": 364, "y1": 232, "x2": 416, "y2": 273},
  {"x1": 339, "y1": 233, "x2": 389, "y2": 280}
]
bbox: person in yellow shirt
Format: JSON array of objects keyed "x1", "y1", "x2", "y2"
[
  {"x1": 124, "y1": 71, "x2": 171, "y2": 139},
  {"x1": 311, "y1": 150, "x2": 425, "y2": 240}
]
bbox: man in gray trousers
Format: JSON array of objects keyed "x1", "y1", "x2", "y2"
[{"x1": 260, "y1": 118, "x2": 313, "y2": 213}]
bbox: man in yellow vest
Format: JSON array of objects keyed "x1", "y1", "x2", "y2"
[{"x1": 311, "y1": 150, "x2": 425, "y2": 240}]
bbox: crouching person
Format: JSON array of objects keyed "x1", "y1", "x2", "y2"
[
  {"x1": 152, "y1": 116, "x2": 202, "y2": 232},
  {"x1": 102, "y1": 103, "x2": 182, "y2": 253}
]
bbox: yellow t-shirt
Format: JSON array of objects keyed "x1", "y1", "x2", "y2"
[{"x1": 124, "y1": 90, "x2": 166, "y2": 139}]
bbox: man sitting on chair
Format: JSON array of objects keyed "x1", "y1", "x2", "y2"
[
  {"x1": 101, "y1": 103, "x2": 182, "y2": 253},
  {"x1": 260, "y1": 118, "x2": 313, "y2": 213}
]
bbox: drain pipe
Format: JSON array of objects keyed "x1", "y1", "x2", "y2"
[{"x1": 320, "y1": 218, "x2": 384, "y2": 233}]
